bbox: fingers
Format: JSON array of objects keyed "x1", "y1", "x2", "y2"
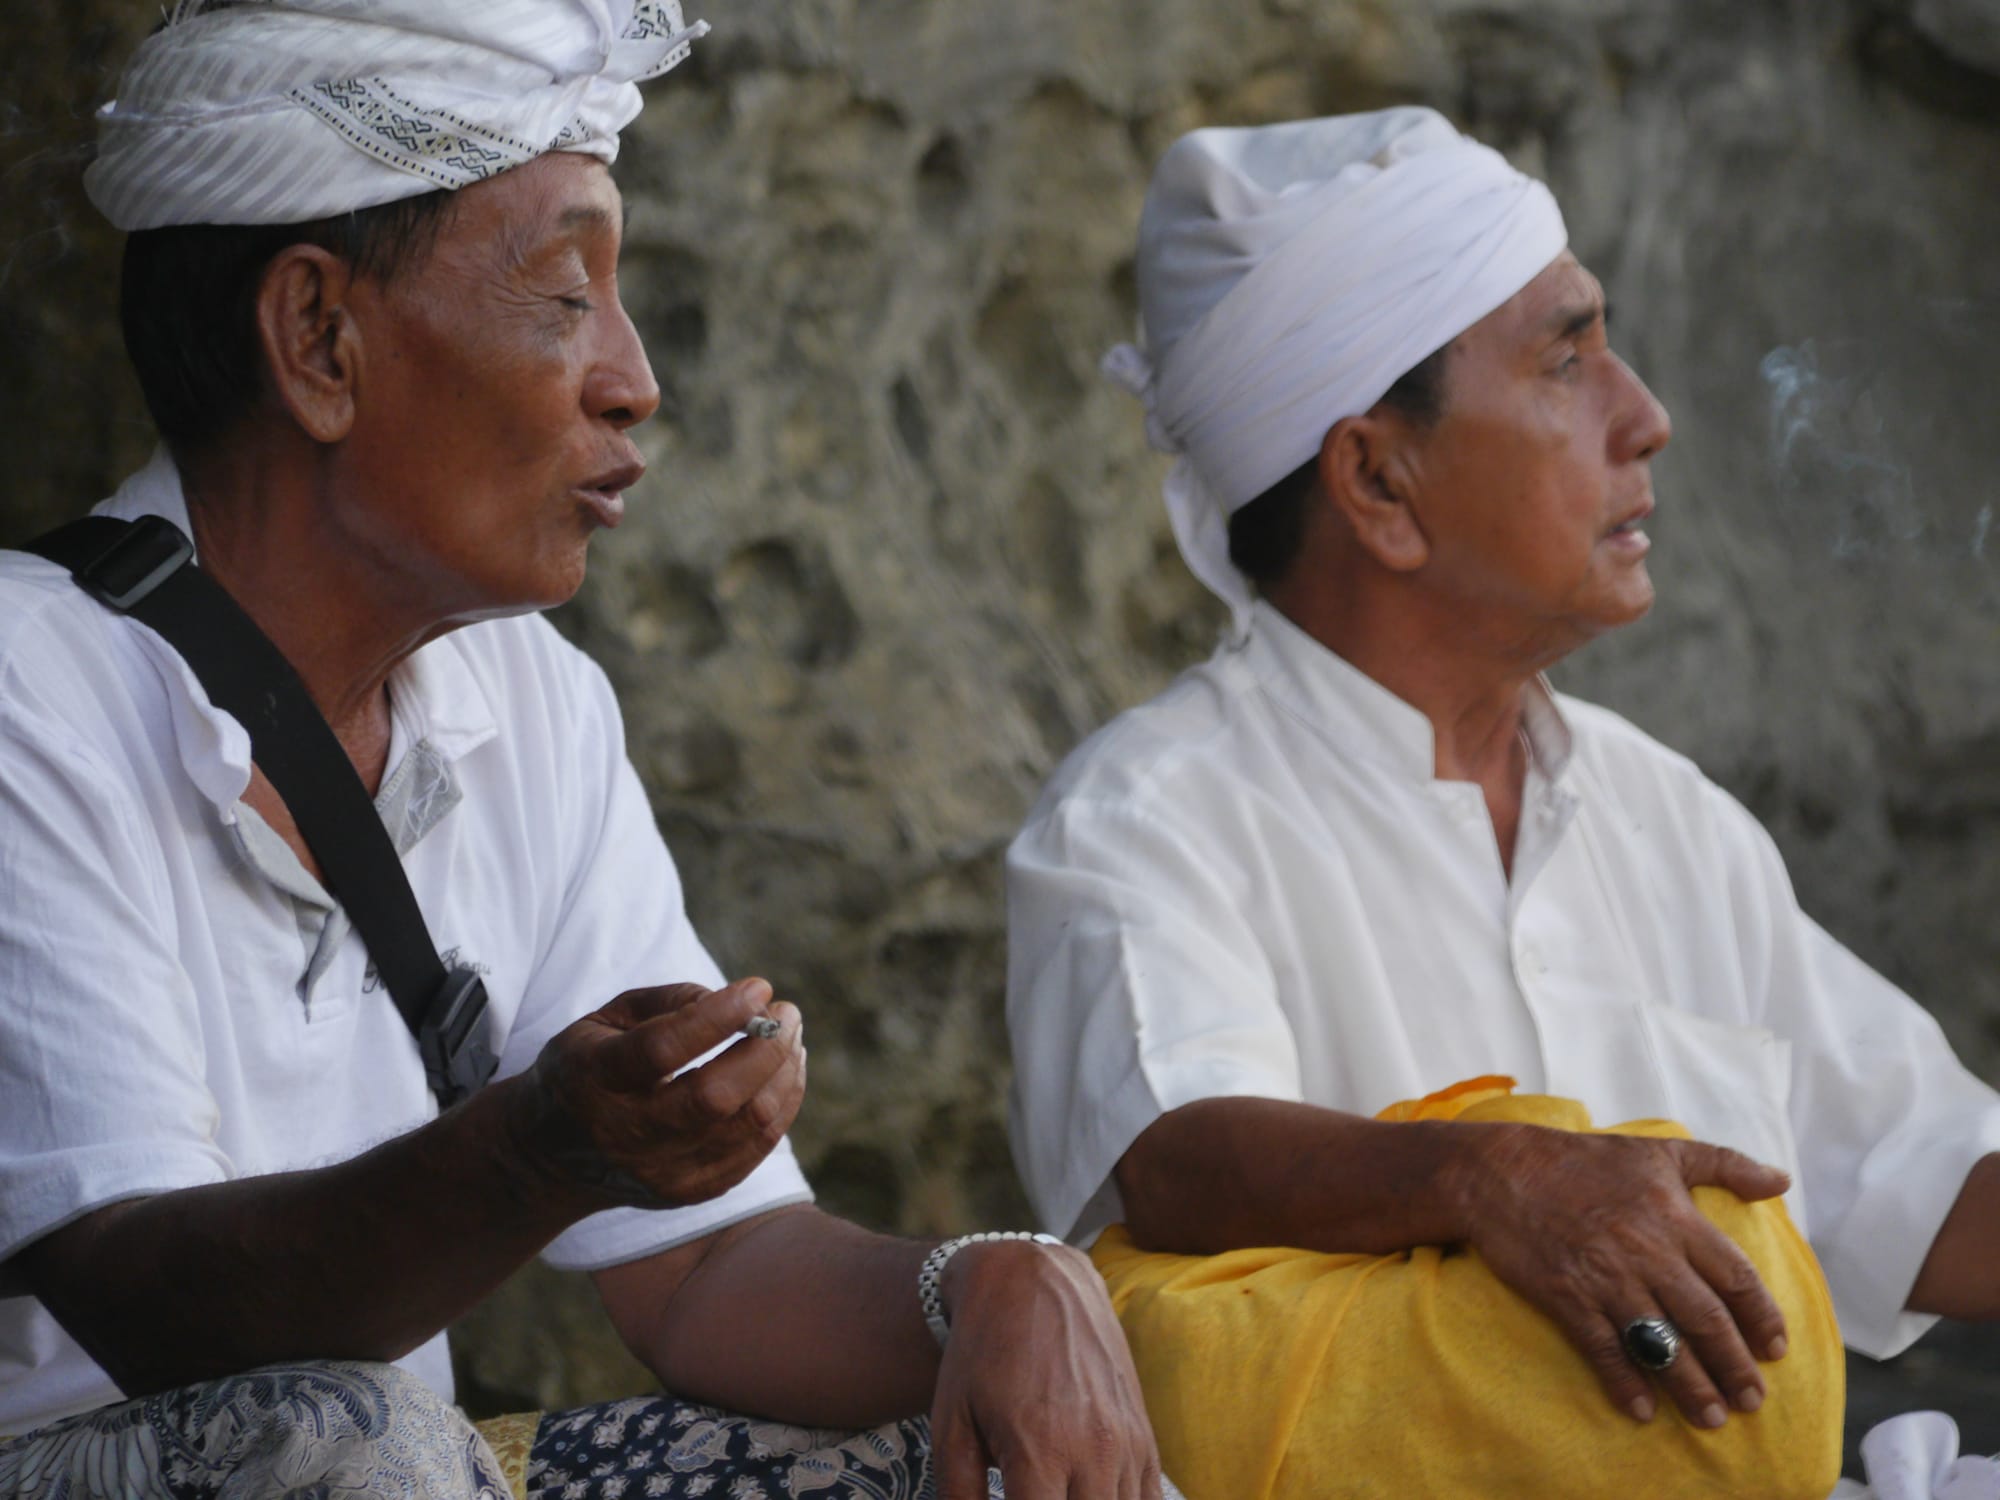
[
  {"x1": 929, "y1": 1405, "x2": 997, "y2": 1500},
  {"x1": 1644, "y1": 1268, "x2": 1757, "y2": 1427},
  {"x1": 1684, "y1": 1216, "x2": 1788, "y2": 1363},
  {"x1": 1673, "y1": 1139, "x2": 1790, "y2": 1204},
  {"x1": 996, "y1": 1452, "x2": 1062, "y2": 1500},
  {"x1": 740, "y1": 1009, "x2": 807, "y2": 1139},
  {"x1": 596, "y1": 979, "x2": 776, "y2": 1092},
  {"x1": 1572, "y1": 1308, "x2": 1662, "y2": 1423},
  {"x1": 663, "y1": 1000, "x2": 804, "y2": 1125}
]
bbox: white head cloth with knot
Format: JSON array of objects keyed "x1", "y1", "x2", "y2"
[
  {"x1": 86, "y1": 0, "x2": 708, "y2": 231},
  {"x1": 1103, "y1": 107, "x2": 1569, "y2": 639}
]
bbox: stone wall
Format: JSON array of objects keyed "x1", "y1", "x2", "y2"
[{"x1": 3, "y1": 0, "x2": 1998, "y2": 1463}]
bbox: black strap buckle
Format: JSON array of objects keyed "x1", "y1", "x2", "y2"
[
  {"x1": 75, "y1": 515, "x2": 194, "y2": 611},
  {"x1": 419, "y1": 967, "x2": 498, "y2": 1108}
]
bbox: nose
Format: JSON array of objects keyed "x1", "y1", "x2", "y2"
[
  {"x1": 1610, "y1": 353, "x2": 1671, "y2": 463},
  {"x1": 586, "y1": 289, "x2": 661, "y2": 431}
]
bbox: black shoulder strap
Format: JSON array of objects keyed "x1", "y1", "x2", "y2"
[{"x1": 20, "y1": 515, "x2": 495, "y2": 1105}]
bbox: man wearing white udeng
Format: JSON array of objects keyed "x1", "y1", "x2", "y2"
[
  {"x1": 1006, "y1": 107, "x2": 2000, "y2": 1491},
  {"x1": 0, "y1": 4, "x2": 1162, "y2": 1498}
]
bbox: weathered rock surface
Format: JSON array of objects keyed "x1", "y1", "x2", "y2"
[{"x1": 2, "y1": 0, "x2": 1997, "y2": 1471}]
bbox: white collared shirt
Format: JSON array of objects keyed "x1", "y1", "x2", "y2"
[
  {"x1": 0, "y1": 453, "x2": 811, "y2": 1436},
  {"x1": 1007, "y1": 600, "x2": 2000, "y2": 1360}
]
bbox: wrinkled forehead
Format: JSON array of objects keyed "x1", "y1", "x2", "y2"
[{"x1": 445, "y1": 154, "x2": 627, "y2": 265}]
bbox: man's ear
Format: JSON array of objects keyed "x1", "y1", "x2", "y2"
[
  {"x1": 254, "y1": 245, "x2": 361, "y2": 445},
  {"x1": 1317, "y1": 412, "x2": 1430, "y2": 573}
]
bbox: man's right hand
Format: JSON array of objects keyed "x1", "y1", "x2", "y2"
[
  {"x1": 512, "y1": 978, "x2": 806, "y2": 1213},
  {"x1": 1450, "y1": 1123, "x2": 1791, "y2": 1430}
]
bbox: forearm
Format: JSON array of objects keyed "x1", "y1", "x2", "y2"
[
  {"x1": 18, "y1": 1075, "x2": 589, "y2": 1396},
  {"x1": 1907, "y1": 1150, "x2": 2000, "y2": 1319},
  {"x1": 1116, "y1": 1096, "x2": 1491, "y2": 1256},
  {"x1": 606, "y1": 1205, "x2": 941, "y2": 1428}
]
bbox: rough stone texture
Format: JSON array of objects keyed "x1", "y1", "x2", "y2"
[{"x1": 3, "y1": 0, "x2": 1998, "y2": 1472}]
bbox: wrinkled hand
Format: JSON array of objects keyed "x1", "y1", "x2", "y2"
[
  {"x1": 512, "y1": 979, "x2": 805, "y2": 1213},
  {"x1": 1456, "y1": 1123, "x2": 1791, "y2": 1428},
  {"x1": 929, "y1": 1240, "x2": 1162, "y2": 1500}
]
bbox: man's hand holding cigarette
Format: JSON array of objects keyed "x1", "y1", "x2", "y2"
[{"x1": 509, "y1": 978, "x2": 806, "y2": 1214}]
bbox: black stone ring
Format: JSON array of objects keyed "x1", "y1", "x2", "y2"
[{"x1": 1622, "y1": 1316, "x2": 1683, "y2": 1372}]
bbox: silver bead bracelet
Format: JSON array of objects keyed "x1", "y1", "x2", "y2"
[{"x1": 917, "y1": 1230, "x2": 1063, "y2": 1345}]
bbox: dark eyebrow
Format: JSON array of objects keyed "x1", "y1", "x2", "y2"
[
  {"x1": 1543, "y1": 300, "x2": 1606, "y2": 345},
  {"x1": 555, "y1": 202, "x2": 629, "y2": 234}
]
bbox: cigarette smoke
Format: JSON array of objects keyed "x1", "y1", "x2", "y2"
[{"x1": 1760, "y1": 333, "x2": 1994, "y2": 569}]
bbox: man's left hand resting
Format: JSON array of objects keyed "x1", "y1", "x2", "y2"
[{"x1": 597, "y1": 1208, "x2": 1163, "y2": 1500}]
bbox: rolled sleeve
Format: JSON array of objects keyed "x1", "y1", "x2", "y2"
[
  {"x1": 506, "y1": 645, "x2": 813, "y2": 1271},
  {"x1": 1784, "y1": 919, "x2": 2000, "y2": 1358},
  {"x1": 1006, "y1": 798, "x2": 1293, "y2": 1245},
  {"x1": 1716, "y1": 788, "x2": 2000, "y2": 1358}
]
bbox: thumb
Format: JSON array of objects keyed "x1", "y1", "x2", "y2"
[
  {"x1": 928, "y1": 1395, "x2": 994, "y2": 1500},
  {"x1": 1674, "y1": 1139, "x2": 1790, "y2": 1202}
]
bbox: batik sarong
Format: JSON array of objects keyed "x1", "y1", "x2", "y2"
[{"x1": 0, "y1": 1360, "x2": 998, "y2": 1499}]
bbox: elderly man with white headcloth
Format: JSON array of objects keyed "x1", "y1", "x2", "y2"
[
  {"x1": 0, "y1": 5, "x2": 1164, "y2": 1498},
  {"x1": 1007, "y1": 108, "x2": 2000, "y2": 1491}
]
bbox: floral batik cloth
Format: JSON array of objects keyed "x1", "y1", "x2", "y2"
[
  {"x1": 0, "y1": 1361, "x2": 507, "y2": 1499},
  {"x1": 0, "y1": 1362, "x2": 1001, "y2": 1500},
  {"x1": 525, "y1": 1397, "x2": 1002, "y2": 1499}
]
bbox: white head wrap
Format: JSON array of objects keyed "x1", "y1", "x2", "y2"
[
  {"x1": 86, "y1": 0, "x2": 708, "y2": 231},
  {"x1": 1103, "y1": 107, "x2": 1569, "y2": 637}
]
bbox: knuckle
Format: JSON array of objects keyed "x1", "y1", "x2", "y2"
[
  {"x1": 1577, "y1": 1327, "x2": 1630, "y2": 1370},
  {"x1": 690, "y1": 1076, "x2": 736, "y2": 1119},
  {"x1": 1682, "y1": 1301, "x2": 1739, "y2": 1342},
  {"x1": 1713, "y1": 1258, "x2": 1767, "y2": 1303}
]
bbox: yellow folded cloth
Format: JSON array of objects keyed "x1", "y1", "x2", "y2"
[{"x1": 1092, "y1": 1078, "x2": 1843, "y2": 1500}]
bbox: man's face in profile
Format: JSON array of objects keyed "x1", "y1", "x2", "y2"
[
  {"x1": 1391, "y1": 251, "x2": 1674, "y2": 650},
  {"x1": 330, "y1": 152, "x2": 661, "y2": 620}
]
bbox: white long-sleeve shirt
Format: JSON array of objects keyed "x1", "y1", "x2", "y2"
[{"x1": 1007, "y1": 599, "x2": 2000, "y2": 1360}]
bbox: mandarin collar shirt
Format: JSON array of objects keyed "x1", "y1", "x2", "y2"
[
  {"x1": 0, "y1": 453, "x2": 810, "y2": 1436},
  {"x1": 1007, "y1": 600, "x2": 2000, "y2": 1360}
]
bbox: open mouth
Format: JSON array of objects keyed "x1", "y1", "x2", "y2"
[{"x1": 577, "y1": 457, "x2": 646, "y2": 528}]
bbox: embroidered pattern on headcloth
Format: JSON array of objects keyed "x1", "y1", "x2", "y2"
[
  {"x1": 281, "y1": 2, "x2": 699, "y2": 190},
  {"x1": 293, "y1": 77, "x2": 540, "y2": 192},
  {"x1": 617, "y1": 0, "x2": 706, "y2": 80}
]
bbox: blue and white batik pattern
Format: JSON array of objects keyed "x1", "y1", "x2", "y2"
[
  {"x1": 527, "y1": 1398, "x2": 1003, "y2": 1500},
  {"x1": 0, "y1": 1367, "x2": 1003, "y2": 1499},
  {"x1": 0, "y1": 1360, "x2": 506, "y2": 1499}
]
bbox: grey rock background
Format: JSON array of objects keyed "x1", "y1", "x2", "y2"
[{"x1": 2, "y1": 0, "x2": 1997, "y2": 1473}]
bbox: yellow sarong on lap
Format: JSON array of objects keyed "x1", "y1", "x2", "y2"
[{"x1": 1092, "y1": 1079, "x2": 1843, "y2": 1500}]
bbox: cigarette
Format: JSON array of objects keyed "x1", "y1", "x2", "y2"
[{"x1": 741, "y1": 1015, "x2": 781, "y2": 1040}]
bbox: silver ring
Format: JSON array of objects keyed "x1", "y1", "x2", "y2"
[{"x1": 1621, "y1": 1316, "x2": 1682, "y2": 1372}]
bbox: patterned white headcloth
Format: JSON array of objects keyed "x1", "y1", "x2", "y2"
[
  {"x1": 86, "y1": 0, "x2": 708, "y2": 230},
  {"x1": 1103, "y1": 107, "x2": 1569, "y2": 638}
]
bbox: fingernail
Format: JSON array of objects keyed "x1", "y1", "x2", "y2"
[
  {"x1": 740, "y1": 978, "x2": 773, "y2": 1004},
  {"x1": 1700, "y1": 1404, "x2": 1726, "y2": 1430},
  {"x1": 1736, "y1": 1386, "x2": 1763, "y2": 1413},
  {"x1": 1767, "y1": 1336, "x2": 1787, "y2": 1360},
  {"x1": 1629, "y1": 1396, "x2": 1654, "y2": 1423}
]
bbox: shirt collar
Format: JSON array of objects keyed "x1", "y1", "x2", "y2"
[
  {"x1": 1242, "y1": 597, "x2": 1573, "y2": 784},
  {"x1": 94, "y1": 449, "x2": 500, "y2": 808}
]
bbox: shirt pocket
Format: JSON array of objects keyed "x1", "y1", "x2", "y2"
[{"x1": 1535, "y1": 993, "x2": 1805, "y2": 1234}]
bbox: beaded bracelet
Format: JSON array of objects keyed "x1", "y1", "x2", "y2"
[{"x1": 917, "y1": 1230, "x2": 1063, "y2": 1345}]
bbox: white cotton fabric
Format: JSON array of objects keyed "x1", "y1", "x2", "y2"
[
  {"x1": 0, "y1": 453, "x2": 811, "y2": 1439},
  {"x1": 86, "y1": 0, "x2": 708, "y2": 230},
  {"x1": 1102, "y1": 109, "x2": 1568, "y2": 636},
  {"x1": 1006, "y1": 601, "x2": 2000, "y2": 1361},
  {"x1": 1832, "y1": 1412, "x2": 2000, "y2": 1499}
]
